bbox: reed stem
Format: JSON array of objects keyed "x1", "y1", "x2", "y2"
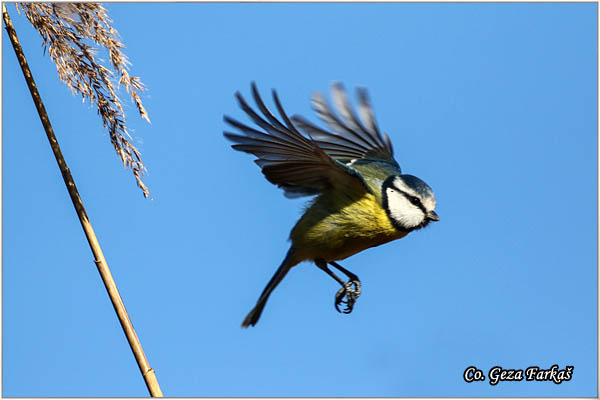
[{"x1": 3, "y1": 5, "x2": 163, "y2": 397}]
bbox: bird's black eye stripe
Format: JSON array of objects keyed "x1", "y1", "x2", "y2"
[
  {"x1": 390, "y1": 184, "x2": 426, "y2": 212},
  {"x1": 409, "y1": 196, "x2": 421, "y2": 206}
]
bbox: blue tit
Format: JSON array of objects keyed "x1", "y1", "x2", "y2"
[{"x1": 224, "y1": 82, "x2": 439, "y2": 327}]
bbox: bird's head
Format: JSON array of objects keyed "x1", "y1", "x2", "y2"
[{"x1": 382, "y1": 174, "x2": 439, "y2": 232}]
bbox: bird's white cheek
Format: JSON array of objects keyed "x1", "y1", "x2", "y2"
[{"x1": 386, "y1": 190, "x2": 424, "y2": 229}]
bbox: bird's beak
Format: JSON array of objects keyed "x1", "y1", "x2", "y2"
[{"x1": 427, "y1": 210, "x2": 440, "y2": 221}]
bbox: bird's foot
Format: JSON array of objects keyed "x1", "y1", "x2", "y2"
[{"x1": 334, "y1": 280, "x2": 361, "y2": 314}]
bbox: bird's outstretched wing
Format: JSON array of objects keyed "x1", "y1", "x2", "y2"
[
  {"x1": 224, "y1": 83, "x2": 372, "y2": 198},
  {"x1": 292, "y1": 83, "x2": 398, "y2": 167}
]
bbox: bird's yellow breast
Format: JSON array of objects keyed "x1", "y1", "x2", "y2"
[{"x1": 289, "y1": 190, "x2": 407, "y2": 263}]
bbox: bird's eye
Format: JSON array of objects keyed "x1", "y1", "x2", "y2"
[{"x1": 409, "y1": 196, "x2": 420, "y2": 206}]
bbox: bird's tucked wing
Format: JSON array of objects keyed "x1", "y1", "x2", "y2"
[
  {"x1": 224, "y1": 83, "x2": 372, "y2": 198},
  {"x1": 292, "y1": 83, "x2": 398, "y2": 167}
]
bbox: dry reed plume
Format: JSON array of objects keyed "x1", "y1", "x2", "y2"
[{"x1": 17, "y1": 2, "x2": 151, "y2": 197}]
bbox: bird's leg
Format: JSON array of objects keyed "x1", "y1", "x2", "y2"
[
  {"x1": 329, "y1": 261, "x2": 360, "y2": 283},
  {"x1": 314, "y1": 259, "x2": 361, "y2": 314},
  {"x1": 329, "y1": 261, "x2": 361, "y2": 313}
]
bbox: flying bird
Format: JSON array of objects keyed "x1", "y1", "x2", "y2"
[{"x1": 224, "y1": 82, "x2": 439, "y2": 327}]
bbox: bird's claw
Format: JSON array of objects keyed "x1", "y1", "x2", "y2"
[{"x1": 334, "y1": 280, "x2": 361, "y2": 314}]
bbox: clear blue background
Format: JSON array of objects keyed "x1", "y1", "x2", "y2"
[{"x1": 3, "y1": 3, "x2": 597, "y2": 397}]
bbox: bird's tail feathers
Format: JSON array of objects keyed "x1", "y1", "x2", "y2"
[{"x1": 241, "y1": 248, "x2": 296, "y2": 328}]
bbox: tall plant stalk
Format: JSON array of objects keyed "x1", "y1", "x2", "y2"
[{"x1": 3, "y1": 5, "x2": 163, "y2": 397}]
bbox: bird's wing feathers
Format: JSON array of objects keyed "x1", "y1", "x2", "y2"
[
  {"x1": 224, "y1": 83, "x2": 372, "y2": 198},
  {"x1": 292, "y1": 83, "x2": 398, "y2": 166}
]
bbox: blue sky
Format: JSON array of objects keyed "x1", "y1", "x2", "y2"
[{"x1": 2, "y1": 2, "x2": 597, "y2": 397}]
